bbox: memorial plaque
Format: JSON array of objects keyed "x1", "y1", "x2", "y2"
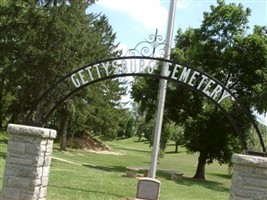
[{"x1": 136, "y1": 178, "x2": 161, "y2": 200}]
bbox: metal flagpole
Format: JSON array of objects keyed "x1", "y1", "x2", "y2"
[{"x1": 149, "y1": 0, "x2": 177, "y2": 179}]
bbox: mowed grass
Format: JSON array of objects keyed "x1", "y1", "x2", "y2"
[{"x1": 0, "y1": 132, "x2": 231, "y2": 200}]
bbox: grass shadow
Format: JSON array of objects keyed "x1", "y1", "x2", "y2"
[
  {"x1": 151, "y1": 170, "x2": 229, "y2": 193},
  {"x1": 53, "y1": 147, "x2": 61, "y2": 151},
  {"x1": 209, "y1": 172, "x2": 232, "y2": 179},
  {"x1": 83, "y1": 164, "x2": 126, "y2": 173},
  {"x1": 156, "y1": 171, "x2": 172, "y2": 180},
  {"x1": 176, "y1": 176, "x2": 230, "y2": 193},
  {"x1": 0, "y1": 138, "x2": 8, "y2": 144},
  {"x1": 165, "y1": 151, "x2": 186, "y2": 154},
  {"x1": 0, "y1": 152, "x2": 6, "y2": 160},
  {"x1": 117, "y1": 147, "x2": 150, "y2": 154},
  {"x1": 0, "y1": 131, "x2": 8, "y2": 144},
  {"x1": 49, "y1": 184, "x2": 125, "y2": 199},
  {"x1": 115, "y1": 137, "x2": 131, "y2": 141},
  {"x1": 82, "y1": 164, "x2": 152, "y2": 178},
  {"x1": 133, "y1": 139, "x2": 150, "y2": 144}
]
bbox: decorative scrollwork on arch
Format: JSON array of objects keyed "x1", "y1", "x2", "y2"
[{"x1": 125, "y1": 30, "x2": 170, "y2": 58}]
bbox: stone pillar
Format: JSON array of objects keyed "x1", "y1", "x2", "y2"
[
  {"x1": 1, "y1": 124, "x2": 57, "y2": 200},
  {"x1": 229, "y1": 153, "x2": 267, "y2": 200}
]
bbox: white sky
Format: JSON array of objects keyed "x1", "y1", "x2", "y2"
[{"x1": 91, "y1": 0, "x2": 267, "y2": 50}]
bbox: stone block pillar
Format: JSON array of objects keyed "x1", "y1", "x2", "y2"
[
  {"x1": 1, "y1": 124, "x2": 57, "y2": 200},
  {"x1": 229, "y1": 153, "x2": 267, "y2": 200}
]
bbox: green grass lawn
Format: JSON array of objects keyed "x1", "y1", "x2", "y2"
[{"x1": 0, "y1": 132, "x2": 231, "y2": 200}]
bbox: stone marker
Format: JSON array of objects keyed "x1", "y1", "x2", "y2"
[
  {"x1": 136, "y1": 177, "x2": 160, "y2": 200},
  {"x1": 126, "y1": 167, "x2": 138, "y2": 178},
  {"x1": 229, "y1": 153, "x2": 267, "y2": 200},
  {"x1": 171, "y1": 172, "x2": 184, "y2": 181},
  {"x1": 1, "y1": 124, "x2": 57, "y2": 200}
]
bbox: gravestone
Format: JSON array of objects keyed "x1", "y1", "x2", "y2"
[{"x1": 135, "y1": 178, "x2": 160, "y2": 200}]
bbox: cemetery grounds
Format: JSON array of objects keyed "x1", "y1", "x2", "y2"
[{"x1": 0, "y1": 131, "x2": 231, "y2": 200}]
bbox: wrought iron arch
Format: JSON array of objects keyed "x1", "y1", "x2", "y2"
[{"x1": 23, "y1": 56, "x2": 266, "y2": 154}]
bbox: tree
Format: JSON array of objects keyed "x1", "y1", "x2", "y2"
[
  {"x1": 59, "y1": 99, "x2": 72, "y2": 151},
  {"x1": 174, "y1": 1, "x2": 266, "y2": 180},
  {"x1": 0, "y1": 1, "x2": 127, "y2": 146},
  {"x1": 168, "y1": 122, "x2": 185, "y2": 153},
  {"x1": 67, "y1": 82, "x2": 126, "y2": 141},
  {"x1": 131, "y1": 0, "x2": 267, "y2": 180},
  {"x1": 36, "y1": 0, "x2": 97, "y2": 7},
  {"x1": 124, "y1": 118, "x2": 134, "y2": 138},
  {"x1": 0, "y1": 1, "x2": 93, "y2": 124},
  {"x1": 176, "y1": 1, "x2": 266, "y2": 179}
]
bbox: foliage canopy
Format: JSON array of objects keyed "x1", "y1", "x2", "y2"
[{"x1": 131, "y1": 0, "x2": 267, "y2": 179}]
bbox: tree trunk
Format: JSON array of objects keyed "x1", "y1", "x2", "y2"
[
  {"x1": 59, "y1": 99, "x2": 72, "y2": 151},
  {"x1": 0, "y1": 94, "x2": 3, "y2": 129},
  {"x1": 59, "y1": 109, "x2": 69, "y2": 151},
  {"x1": 193, "y1": 151, "x2": 207, "y2": 180},
  {"x1": 0, "y1": 115, "x2": 2, "y2": 130},
  {"x1": 160, "y1": 138, "x2": 167, "y2": 152},
  {"x1": 60, "y1": 109, "x2": 68, "y2": 151},
  {"x1": 175, "y1": 141, "x2": 179, "y2": 153}
]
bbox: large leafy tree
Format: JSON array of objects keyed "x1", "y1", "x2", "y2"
[
  {"x1": 173, "y1": 1, "x2": 267, "y2": 179},
  {"x1": 132, "y1": 0, "x2": 267, "y2": 180}
]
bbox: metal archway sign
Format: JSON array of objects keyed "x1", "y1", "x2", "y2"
[{"x1": 24, "y1": 55, "x2": 266, "y2": 154}]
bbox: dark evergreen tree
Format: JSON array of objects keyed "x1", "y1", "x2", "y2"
[{"x1": 0, "y1": 1, "x2": 126, "y2": 149}]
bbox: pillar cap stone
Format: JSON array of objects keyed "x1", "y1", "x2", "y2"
[
  {"x1": 7, "y1": 124, "x2": 57, "y2": 139},
  {"x1": 232, "y1": 153, "x2": 267, "y2": 168}
]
